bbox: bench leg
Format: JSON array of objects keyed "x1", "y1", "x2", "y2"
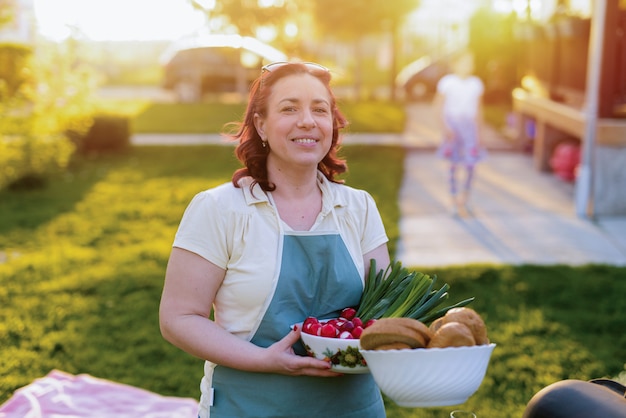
[{"x1": 534, "y1": 123, "x2": 573, "y2": 172}]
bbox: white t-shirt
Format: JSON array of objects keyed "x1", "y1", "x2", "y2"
[
  {"x1": 437, "y1": 73, "x2": 484, "y2": 119},
  {"x1": 172, "y1": 172, "x2": 389, "y2": 339}
]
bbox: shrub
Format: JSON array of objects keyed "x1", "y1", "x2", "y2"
[
  {"x1": 0, "y1": 40, "x2": 97, "y2": 191},
  {"x1": 0, "y1": 43, "x2": 32, "y2": 99},
  {"x1": 71, "y1": 115, "x2": 130, "y2": 155},
  {"x1": 0, "y1": 131, "x2": 75, "y2": 191}
]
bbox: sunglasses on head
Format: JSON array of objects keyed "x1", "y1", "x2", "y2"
[{"x1": 261, "y1": 61, "x2": 330, "y2": 73}]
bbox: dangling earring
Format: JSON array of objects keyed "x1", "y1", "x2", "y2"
[{"x1": 262, "y1": 140, "x2": 267, "y2": 148}]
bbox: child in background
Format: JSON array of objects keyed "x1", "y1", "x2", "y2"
[{"x1": 434, "y1": 50, "x2": 487, "y2": 216}]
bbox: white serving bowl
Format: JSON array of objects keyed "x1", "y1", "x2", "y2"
[
  {"x1": 299, "y1": 331, "x2": 369, "y2": 374},
  {"x1": 360, "y1": 343, "x2": 496, "y2": 407}
]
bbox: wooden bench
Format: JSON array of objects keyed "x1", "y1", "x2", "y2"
[{"x1": 512, "y1": 88, "x2": 626, "y2": 171}]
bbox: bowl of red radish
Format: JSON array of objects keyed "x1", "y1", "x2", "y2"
[{"x1": 296, "y1": 308, "x2": 376, "y2": 374}]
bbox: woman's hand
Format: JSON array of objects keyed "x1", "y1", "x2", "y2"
[{"x1": 262, "y1": 327, "x2": 343, "y2": 377}]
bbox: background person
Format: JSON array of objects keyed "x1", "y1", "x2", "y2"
[
  {"x1": 159, "y1": 62, "x2": 390, "y2": 418},
  {"x1": 434, "y1": 50, "x2": 487, "y2": 216}
]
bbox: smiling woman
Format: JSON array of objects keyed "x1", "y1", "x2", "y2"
[{"x1": 33, "y1": 0, "x2": 206, "y2": 41}]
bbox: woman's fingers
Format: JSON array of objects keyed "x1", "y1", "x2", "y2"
[
  {"x1": 266, "y1": 327, "x2": 342, "y2": 377},
  {"x1": 283, "y1": 326, "x2": 302, "y2": 349}
]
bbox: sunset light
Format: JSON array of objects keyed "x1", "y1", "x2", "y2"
[{"x1": 33, "y1": 0, "x2": 206, "y2": 41}]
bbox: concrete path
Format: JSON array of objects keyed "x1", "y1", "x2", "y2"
[
  {"x1": 396, "y1": 151, "x2": 626, "y2": 267},
  {"x1": 395, "y1": 103, "x2": 626, "y2": 267},
  {"x1": 131, "y1": 102, "x2": 626, "y2": 268}
]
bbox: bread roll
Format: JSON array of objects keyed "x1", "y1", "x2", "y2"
[
  {"x1": 427, "y1": 321, "x2": 476, "y2": 348},
  {"x1": 360, "y1": 317, "x2": 432, "y2": 350},
  {"x1": 442, "y1": 307, "x2": 489, "y2": 345},
  {"x1": 373, "y1": 342, "x2": 413, "y2": 350},
  {"x1": 429, "y1": 317, "x2": 445, "y2": 334}
]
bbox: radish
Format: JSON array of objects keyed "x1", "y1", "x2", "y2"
[
  {"x1": 351, "y1": 326, "x2": 364, "y2": 338},
  {"x1": 338, "y1": 331, "x2": 353, "y2": 339},
  {"x1": 339, "y1": 320, "x2": 355, "y2": 333},
  {"x1": 309, "y1": 323, "x2": 322, "y2": 336},
  {"x1": 340, "y1": 307, "x2": 357, "y2": 320},
  {"x1": 302, "y1": 316, "x2": 319, "y2": 333},
  {"x1": 300, "y1": 313, "x2": 375, "y2": 339},
  {"x1": 320, "y1": 323, "x2": 338, "y2": 338}
]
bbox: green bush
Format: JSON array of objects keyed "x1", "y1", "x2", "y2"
[
  {"x1": 0, "y1": 40, "x2": 97, "y2": 191},
  {"x1": 0, "y1": 132, "x2": 75, "y2": 191},
  {"x1": 0, "y1": 43, "x2": 32, "y2": 99},
  {"x1": 72, "y1": 115, "x2": 130, "y2": 155}
]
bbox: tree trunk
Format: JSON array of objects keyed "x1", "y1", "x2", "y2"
[
  {"x1": 353, "y1": 39, "x2": 363, "y2": 101},
  {"x1": 389, "y1": 22, "x2": 399, "y2": 102}
]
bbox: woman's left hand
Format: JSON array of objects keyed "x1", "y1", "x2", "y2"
[{"x1": 262, "y1": 327, "x2": 343, "y2": 377}]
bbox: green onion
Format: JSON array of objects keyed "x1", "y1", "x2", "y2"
[{"x1": 357, "y1": 259, "x2": 474, "y2": 325}]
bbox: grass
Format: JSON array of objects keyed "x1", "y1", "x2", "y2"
[
  {"x1": 97, "y1": 99, "x2": 407, "y2": 134},
  {"x1": 0, "y1": 144, "x2": 403, "y2": 401},
  {"x1": 1, "y1": 145, "x2": 625, "y2": 417}
]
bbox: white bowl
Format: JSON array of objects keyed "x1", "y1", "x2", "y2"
[
  {"x1": 299, "y1": 331, "x2": 369, "y2": 374},
  {"x1": 360, "y1": 343, "x2": 496, "y2": 407}
]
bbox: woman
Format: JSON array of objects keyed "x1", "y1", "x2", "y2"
[
  {"x1": 159, "y1": 62, "x2": 390, "y2": 417},
  {"x1": 434, "y1": 50, "x2": 487, "y2": 216}
]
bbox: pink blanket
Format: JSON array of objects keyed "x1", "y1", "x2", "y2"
[{"x1": 0, "y1": 370, "x2": 198, "y2": 417}]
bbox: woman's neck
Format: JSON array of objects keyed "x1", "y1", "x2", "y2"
[
  {"x1": 268, "y1": 169, "x2": 322, "y2": 231},
  {"x1": 268, "y1": 164, "x2": 319, "y2": 198}
]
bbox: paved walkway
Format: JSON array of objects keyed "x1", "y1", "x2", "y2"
[
  {"x1": 131, "y1": 102, "x2": 626, "y2": 268},
  {"x1": 395, "y1": 103, "x2": 626, "y2": 267}
]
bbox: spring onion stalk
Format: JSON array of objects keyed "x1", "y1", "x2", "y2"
[{"x1": 357, "y1": 259, "x2": 474, "y2": 324}]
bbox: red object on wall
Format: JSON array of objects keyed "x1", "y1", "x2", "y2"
[{"x1": 549, "y1": 142, "x2": 581, "y2": 181}]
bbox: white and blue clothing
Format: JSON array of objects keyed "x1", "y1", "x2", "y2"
[
  {"x1": 173, "y1": 172, "x2": 389, "y2": 418},
  {"x1": 436, "y1": 73, "x2": 487, "y2": 196}
]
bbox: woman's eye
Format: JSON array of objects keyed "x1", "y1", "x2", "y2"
[{"x1": 314, "y1": 107, "x2": 329, "y2": 114}]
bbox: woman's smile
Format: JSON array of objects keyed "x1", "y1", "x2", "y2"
[{"x1": 292, "y1": 137, "x2": 319, "y2": 145}]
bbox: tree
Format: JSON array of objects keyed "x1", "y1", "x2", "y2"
[
  {"x1": 190, "y1": 0, "x2": 301, "y2": 40},
  {"x1": 0, "y1": 0, "x2": 16, "y2": 28},
  {"x1": 191, "y1": 0, "x2": 419, "y2": 99},
  {"x1": 189, "y1": 0, "x2": 312, "y2": 56},
  {"x1": 311, "y1": 0, "x2": 419, "y2": 100},
  {"x1": 0, "y1": 38, "x2": 96, "y2": 191},
  {"x1": 217, "y1": 0, "x2": 291, "y2": 36}
]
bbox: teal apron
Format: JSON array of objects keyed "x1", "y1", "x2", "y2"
[{"x1": 209, "y1": 215, "x2": 385, "y2": 417}]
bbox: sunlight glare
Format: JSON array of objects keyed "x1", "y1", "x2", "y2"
[
  {"x1": 284, "y1": 22, "x2": 298, "y2": 38},
  {"x1": 258, "y1": 0, "x2": 285, "y2": 7},
  {"x1": 256, "y1": 25, "x2": 277, "y2": 43},
  {"x1": 511, "y1": 0, "x2": 546, "y2": 20},
  {"x1": 492, "y1": 0, "x2": 514, "y2": 14},
  {"x1": 33, "y1": 0, "x2": 206, "y2": 41}
]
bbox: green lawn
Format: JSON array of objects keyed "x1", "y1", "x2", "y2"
[{"x1": 0, "y1": 145, "x2": 624, "y2": 417}]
